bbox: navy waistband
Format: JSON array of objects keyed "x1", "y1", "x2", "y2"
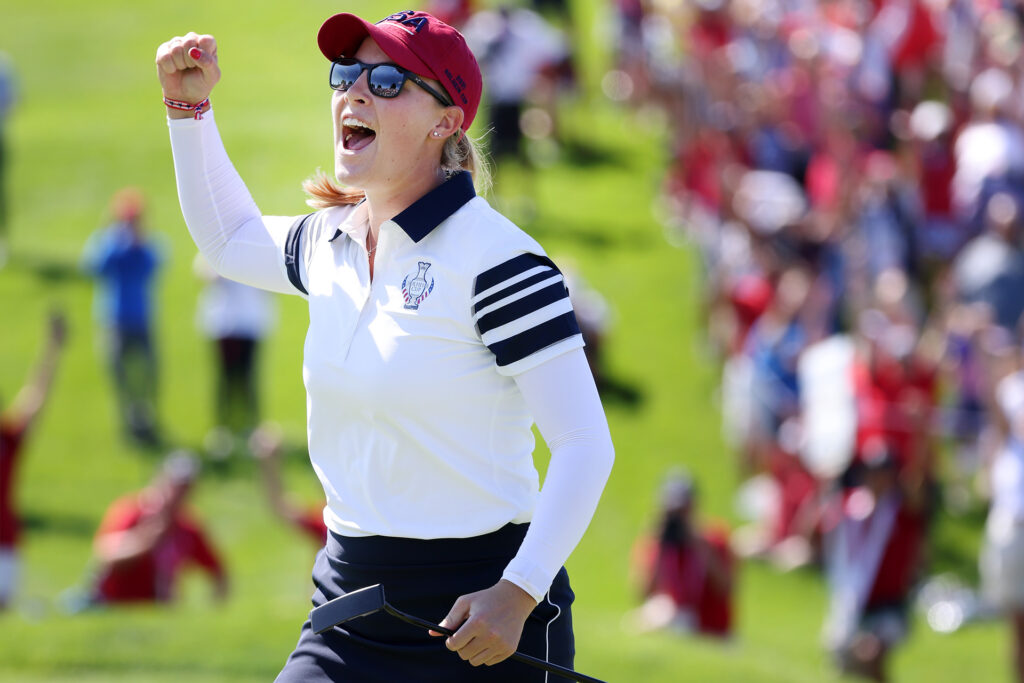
[{"x1": 326, "y1": 523, "x2": 529, "y2": 566}]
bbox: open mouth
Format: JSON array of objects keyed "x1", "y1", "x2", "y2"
[{"x1": 342, "y1": 116, "x2": 376, "y2": 151}]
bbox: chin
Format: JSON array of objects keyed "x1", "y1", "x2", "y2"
[{"x1": 334, "y1": 163, "x2": 367, "y2": 189}]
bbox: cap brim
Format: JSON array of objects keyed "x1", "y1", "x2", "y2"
[{"x1": 318, "y1": 13, "x2": 435, "y2": 81}]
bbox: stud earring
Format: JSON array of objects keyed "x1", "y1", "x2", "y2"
[{"x1": 432, "y1": 131, "x2": 441, "y2": 137}]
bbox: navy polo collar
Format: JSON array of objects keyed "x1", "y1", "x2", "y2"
[
  {"x1": 329, "y1": 171, "x2": 476, "y2": 244},
  {"x1": 393, "y1": 171, "x2": 476, "y2": 243}
]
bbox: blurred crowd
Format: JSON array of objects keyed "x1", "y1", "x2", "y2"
[{"x1": 608, "y1": 0, "x2": 1024, "y2": 680}]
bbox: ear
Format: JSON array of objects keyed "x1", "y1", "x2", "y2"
[{"x1": 432, "y1": 106, "x2": 464, "y2": 140}]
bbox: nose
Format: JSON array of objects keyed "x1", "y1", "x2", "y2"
[{"x1": 345, "y1": 69, "x2": 372, "y2": 104}]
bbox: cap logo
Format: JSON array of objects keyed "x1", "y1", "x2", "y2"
[
  {"x1": 378, "y1": 10, "x2": 427, "y2": 34},
  {"x1": 443, "y1": 69, "x2": 469, "y2": 105}
]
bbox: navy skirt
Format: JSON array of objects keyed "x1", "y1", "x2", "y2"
[{"x1": 275, "y1": 523, "x2": 575, "y2": 682}]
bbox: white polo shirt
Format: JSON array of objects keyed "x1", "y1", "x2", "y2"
[
  {"x1": 169, "y1": 111, "x2": 613, "y2": 600},
  {"x1": 282, "y1": 171, "x2": 584, "y2": 539}
]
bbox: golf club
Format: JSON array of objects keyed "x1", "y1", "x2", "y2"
[{"x1": 310, "y1": 584, "x2": 607, "y2": 683}]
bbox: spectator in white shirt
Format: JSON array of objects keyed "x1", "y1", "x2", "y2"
[{"x1": 194, "y1": 254, "x2": 275, "y2": 454}]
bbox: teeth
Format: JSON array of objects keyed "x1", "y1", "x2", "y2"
[{"x1": 342, "y1": 116, "x2": 375, "y2": 132}]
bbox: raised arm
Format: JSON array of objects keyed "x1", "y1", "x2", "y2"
[
  {"x1": 250, "y1": 425, "x2": 309, "y2": 527},
  {"x1": 2, "y1": 312, "x2": 66, "y2": 434},
  {"x1": 155, "y1": 33, "x2": 303, "y2": 295}
]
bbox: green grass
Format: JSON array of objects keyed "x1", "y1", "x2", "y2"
[{"x1": 0, "y1": 1, "x2": 1007, "y2": 681}]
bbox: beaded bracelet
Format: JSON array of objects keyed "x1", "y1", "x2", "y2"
[{"x1": 163, "y1": 96, "x2": 211, "y2": 120}]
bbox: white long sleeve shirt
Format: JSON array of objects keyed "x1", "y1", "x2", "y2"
[{"x1": 168, "y1": 110, "x2": 614, "y2": 601}]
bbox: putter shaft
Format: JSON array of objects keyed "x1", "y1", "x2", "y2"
[{"x1": 381, "y1": 604, "x2": 606, "y2": 683}]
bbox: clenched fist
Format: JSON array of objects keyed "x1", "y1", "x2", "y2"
[{"x1": 155, "y1": 32, "x2": 220, "y2": 118}]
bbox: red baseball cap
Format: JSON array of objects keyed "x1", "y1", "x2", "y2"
[{"x1": 318, "y1": 10, "x2": 482, "y2": 131}]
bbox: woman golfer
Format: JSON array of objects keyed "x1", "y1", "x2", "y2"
[{"x1": 156, "y1": 8, "x2": 614, "y2": 682}]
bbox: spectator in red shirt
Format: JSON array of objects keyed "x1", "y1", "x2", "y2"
[
  {"x1": 907, "y1": 100, "x2": 961, "y2": 261},
  {"x1": 822, "y1": 436, "x2": 929, "y2": 683},
  {"x1": 89, "y1": 452, "x2": 227, "y2": 604},
  {"x1": 819, "y1": 302, "x2": 936, "y2": 681},
  {"x1": 0, "y1": 312, "x2": 65, "y2": 609},
  {"x1": 628, "y1": 469, "x2": 735, "y2": 638},
  {"x1": 249, "y1": 425, "x2": 328, "y2": 546}
]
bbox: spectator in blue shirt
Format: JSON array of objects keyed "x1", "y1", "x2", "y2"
[{"x1": 82, "y1": 188, "x2": 163, "y2": 447}]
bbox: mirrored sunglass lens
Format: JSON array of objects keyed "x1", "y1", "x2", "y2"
[
  {"x1": 331, "y1": 62, "x2": 362, "y2": 90},
  {"x1": 368, "y1": 66, "x2": 405, "y2": 98}
]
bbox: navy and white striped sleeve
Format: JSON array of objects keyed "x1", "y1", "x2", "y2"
[
  {"x1": 283, "y1": 212, "x2": 314, "y2": 296},
  {"x1": 472, "y1": 253, "x2": 584, "y2": 375}
]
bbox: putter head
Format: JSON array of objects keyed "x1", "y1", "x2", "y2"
[{"x1": 310, "y1": 584, "x2": 387, "y2": 634}]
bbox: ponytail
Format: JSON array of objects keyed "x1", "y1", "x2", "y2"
[
  {"x1": 442, "y1": 130, "x2": 491, "y2": 196},
  {"x1": 301, "y1": 173, "x2": 365, "y2": 209}
]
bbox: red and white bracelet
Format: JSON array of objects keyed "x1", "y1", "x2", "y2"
[{"x1": 163, "y1": 96, "x2": 210, "y2": 120}]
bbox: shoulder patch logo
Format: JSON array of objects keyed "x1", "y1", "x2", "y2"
[{"x1": 402, "y1": 261, "x2": 434, "y2": 310}]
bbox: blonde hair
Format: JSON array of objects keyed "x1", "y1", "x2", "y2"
[{"x1": 302, "y1": 131, "x2": 491, "y2": 209}]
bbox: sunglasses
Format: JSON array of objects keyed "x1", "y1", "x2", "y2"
[{"x1": 330, "y1": 58, "x2": 453, "y2": 108}]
